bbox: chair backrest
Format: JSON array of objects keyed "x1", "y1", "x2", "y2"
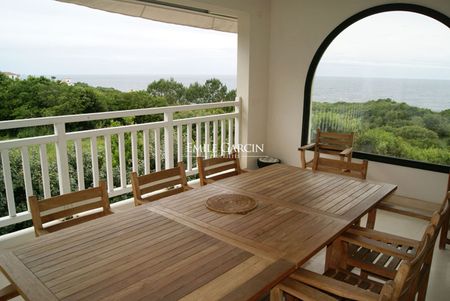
[
  {"x1": 131, "y1": 162, "x2": 189, "y2": 205},
  {"x1": 314, "y1": 157, "x2": 368, "y2": 179},
  {"x1": 380, "y1": 222, "x2": 437, "y2": 301},
  {"x1": 380, "y1": 204, "x2": 446, "y2": 301},
  {"x1": 29, "y1": 181, "x2": 111, "y2": 237},
  {"x1": 437, "y1": 191, "x2": 450, "y2": 229},
  {"x1": 314, "y1": 129, "x2": 354, "y2": 155},
  {"x1": 197, "y1": 155, "x2": 242, "y2": 186}
]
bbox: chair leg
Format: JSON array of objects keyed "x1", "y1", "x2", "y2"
[
  {"x1": 270, "y1": 286, "x2": 284, "y2": 301},
  {"x1": 438, "y1": 208, "x2": 449, "y2": 250},
  {"x1": 366, "y1": 209, "x2": 377, "y2": 229},
  {"x1": 325, "y1": 238, "x2": 348, "y2": 271}
]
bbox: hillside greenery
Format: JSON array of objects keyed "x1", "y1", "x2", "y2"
[
  {"x1": 0, "y1": 74, "x2": 235, "y2": 234},
  {"x1": 0, "y1": 73, "x2": 448, "y2": 235},
  {"x1": 311, "y1": 99, "x2": 450, "y2": 165}
]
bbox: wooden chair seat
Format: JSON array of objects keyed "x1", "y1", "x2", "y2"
[
  {"x1": 29, "y1": 181, "x2": 112, "y2": 237},
  {"x1": 131, "y1": 162, "x2": 192, "y2": 206},
  {"x1": 343, "y1": 227, "x2": 419, "y2": 280},
  {"x1": 323, "y1": 268, "x2": 384, "y2": 295}
]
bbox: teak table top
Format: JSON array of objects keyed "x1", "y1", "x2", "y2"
[{"x1": 0, "y1": 164, "x2": 397, "y2": 300}]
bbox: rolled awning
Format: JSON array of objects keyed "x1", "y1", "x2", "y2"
[{"x1": 56, "y1": 0, "x2": 237, "y2": 33}]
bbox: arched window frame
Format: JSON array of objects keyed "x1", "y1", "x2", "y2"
[{"x1": 302, "y1": 3, "x2": 450, "y2": 173}]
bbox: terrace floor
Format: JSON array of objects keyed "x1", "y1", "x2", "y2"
[{"x1": 1, "y1": 200, "x2": 449, "y2": 300}]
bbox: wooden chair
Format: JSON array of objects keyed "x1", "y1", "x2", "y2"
[
  {"x1": 314, "y1": 157, "x2": 368, "y2": 179},
  {"x1": 197, "y1": 154, "x2": 245, "y2": 186},
  {"x1": 328, "y1": 201, "x2": 448, "y2": 300},
  {"x1": 0, "y1": 283, "x2": 19, "y2": 300},
  {"x1": 366, "y1": 174, "x2": 450, "y2": 250},
  {"x1": 131, "y1": 162, "x2": 192, "y2": 206},
  {"x1": 299, "y1": 129, "x2": 354, "y2": 170},
  {"x1": 270, "y1": 223, "x2": 438, "y2": 301},
  {"x1": 29, "y1": 181, "x2": 112, "y2": 237}
]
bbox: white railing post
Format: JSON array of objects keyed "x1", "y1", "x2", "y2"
[
  {"x1": 0, "y1": 101, "x2": 240, "y2": 228},
  {"x1": 234, "y1": 97, "x2": 241, "y2": 148},
  {"x1": 1, "y1": 150, "x2": 16, "y2": 217},
  {"x1": 54, "y1": 122, "x2": 71, "y2": 194},
  {"x1": 164, "y1": 112, "x2": 174, "y2": 169}
]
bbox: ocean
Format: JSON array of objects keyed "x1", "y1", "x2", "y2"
[
  {"x1": 312, "y1": 76, "x2": 449, "y2": 112},
  {"x1": 50, "y1": 74, "x2": 449, "y2": 112}
]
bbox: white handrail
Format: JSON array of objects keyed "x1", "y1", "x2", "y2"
[
  {"x1": 0, "y1": 98, "x2": 241, "y2": 228},
  {"x1": 0, "y1": 100, "x2": 240, "y2": 130}
]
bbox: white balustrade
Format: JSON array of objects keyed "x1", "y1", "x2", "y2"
[{"x1": 0, "y1": 98, "x2": 241, "y2": 228}]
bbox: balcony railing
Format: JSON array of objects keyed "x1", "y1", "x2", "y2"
[{"x1": 0, "y1": 98, "x2": 241, "y2": 228}]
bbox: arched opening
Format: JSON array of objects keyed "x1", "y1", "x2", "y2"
[{"x1": 302, "y1": 4, "x2": 450, "y2": 172}]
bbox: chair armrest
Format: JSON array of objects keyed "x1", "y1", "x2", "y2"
[
  {"x1": 339, "y1": 233, "x2": 414, "y2": 260},
  {"x1": 298, "y1": 143, "x2": 316, "y2": 151},
  {"x1": 348, "y1": 226, "x2": 420, "y2": 249},
  {"x1": 339, "y1": 147, "x2": 353, "y2": 156},
  {"x1": 289, "y1": 268, "x2": 379, "y2": 301}
]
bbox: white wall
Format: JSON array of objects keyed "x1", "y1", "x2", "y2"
[
  {"x1": 176, "y1": 0, "x2": 271, "y2": 168},
  {"x1": 265, "y1": 0, "x2": 450, "y2": 202},
  {"x1": 167, "y1": 0, "x2": 449, "y2": 202}
]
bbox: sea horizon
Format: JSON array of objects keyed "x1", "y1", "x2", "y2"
[{"x1": 13, "y1": 74, "x2": 450, "y2": 112}]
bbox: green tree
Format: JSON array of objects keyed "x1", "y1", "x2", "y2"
[{"x1": 146, "y1": 78, "x2": 186, "y2": 105}]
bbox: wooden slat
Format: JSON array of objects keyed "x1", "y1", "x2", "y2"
[{"x1": 37, "y1": 187, "x2": 103, "y2": 212}]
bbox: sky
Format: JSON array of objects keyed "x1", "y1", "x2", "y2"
[
  {"x1": 0, "y1": 1, "x2": 449, "y2": 80},
  {"x1": 316, "y1": 11, "x2": 450, "y2": 80},
  {"x1": 0, "y1": 0, "x2": 238, "y2": 76}
]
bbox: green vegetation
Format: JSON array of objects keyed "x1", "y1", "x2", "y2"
[
  {"x1": 311, "y1": 99, "x2": 450, "y2": 165},
  {"x1": 0, "y1": 74, "x2": 235, "y2": 235},
  {"x1": 1, "y1": 73, "x2": 448, "y2": 235}
]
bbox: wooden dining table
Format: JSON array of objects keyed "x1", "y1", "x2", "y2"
[{"x1": 0, "y1": 164, "x2": 396, "y2": 300}]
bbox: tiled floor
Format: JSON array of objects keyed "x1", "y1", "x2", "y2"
[{"x1": 1, "y1": 209, "x2": 449, "y2": 300}]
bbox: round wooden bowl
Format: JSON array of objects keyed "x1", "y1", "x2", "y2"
[{"x1": 206, "y1": 194, "x2": 257, "y2": 214}]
